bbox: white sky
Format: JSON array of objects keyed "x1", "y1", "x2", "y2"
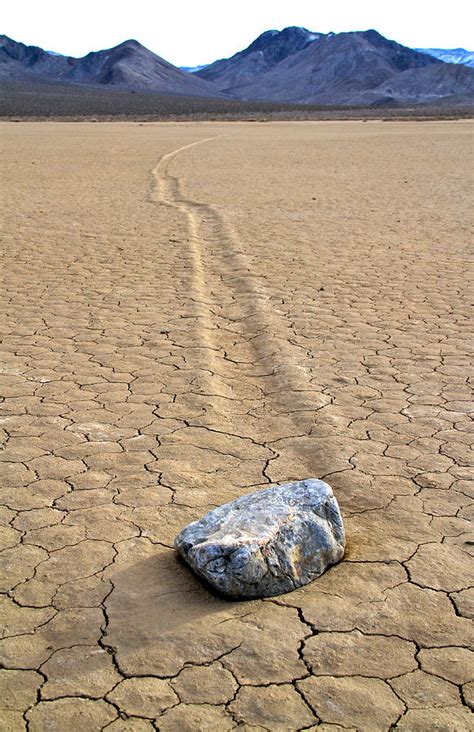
[{"x1": 3, "y1": 0, "x2": 473, "y2": 66}]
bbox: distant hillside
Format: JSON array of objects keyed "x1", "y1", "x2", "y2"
[
  {"x1": 0, "y1": 34, "x2": 74, "y2": 79},
  {"x1": 195, "y1": 27, "x2": 321, "y2": 90},
  {"x1": 416, "y1": 47, "x2": 474, "y2": 68},
  {"x1": 1, "y1": 31, "x2": 473, "y2": 108},
  {"x1": 350, "y1": 62, "x2": 474, "y2": 105},
  {"x1": 215, "y1": 30, "x2": 448, "y2": 104},
  {"x1": 0, "y1": 35, "x2": 222, "y2": 97}
]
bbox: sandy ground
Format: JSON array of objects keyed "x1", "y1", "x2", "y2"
[{"x1": 0, "y1": 120, "x2": 473, "y2": 730}]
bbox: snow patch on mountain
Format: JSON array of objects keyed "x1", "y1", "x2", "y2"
[
  {"x1": 417, "y1": 48, "x2": 474, "y2": 68},
  {"x1": 181, "y1": 65, "x2": 208, "y2": 73}
]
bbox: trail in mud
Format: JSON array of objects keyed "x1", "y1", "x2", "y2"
[{"x1": 150, "y1": 138, "x2": 333, "y2": 492}]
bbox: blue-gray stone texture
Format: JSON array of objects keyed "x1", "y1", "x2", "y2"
[{"x1": 175, "y1": 479, "x2": 345, "y2": 599}]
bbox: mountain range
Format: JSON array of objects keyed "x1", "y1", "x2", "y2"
[
  {"x1": 0, "y1": 35, "x2": 220, "y2": 97},
  {"x1": 1, "y1": 29, "x2": 473, "y2": 107}
]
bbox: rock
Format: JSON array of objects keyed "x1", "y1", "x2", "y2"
[{"x1": 174, "y1": 479, "x2": 345, "y2": 598}]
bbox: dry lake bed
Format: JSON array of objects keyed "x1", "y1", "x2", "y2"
[{"x1": 1, "y1": 120, "x2": 473, "y2": 730}]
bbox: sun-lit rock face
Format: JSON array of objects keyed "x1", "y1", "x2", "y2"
[{"x1": 175, "y1": 479, "x2": 345, "y2": 598}]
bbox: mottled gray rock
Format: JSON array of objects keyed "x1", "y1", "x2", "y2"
[{"x1": 174, "y1": 479, "x2": 345, "y2": 598}]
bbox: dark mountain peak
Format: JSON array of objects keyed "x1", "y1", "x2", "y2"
[
  {"x1": 244, "y1": 26, "x2": 319, "y2": 57},
  {"x1": 280, "y1": 26, "x2": 317, "y2": 37},
  {"x1": 0, "y1": 35, "x2": 74, "y2": 78},
  {"x1": 211, "y1": 26, "x2": 463, "y2": 105},
  {"x1": 82, "y1": 39, "x2": 150, "y2": 60},
  {"x1": 0, "y1": 35, "x2": 49, "y2": 64},
  {"x1": 196, "y1": 25, "x2": 322, "y2": 87},
  {"x1": 251, "y1": 30, "x2": 279, "y2": 44},
  {"x1": 356, "y1": 29, "x2": 441, "y2": 69},
  {"x1": 1, "y1": 34, "x2": 24, "y2": 48},
  {"x1": 72, "y1": 37, "x2": 176, "y2": 81},
  {"x1": 109, "y1": 39, "x2": 147, "y2": 53},
  {"x1": 0, "y1": 34, "x2": 223, "y2": 97},
  {"x1": 359, "y1": 28, "x2": 386, "y2": 45},
  {"x1": 66, "y1": 38, "x2": 207, "y2": 88},
  {"x1": 250, "y1": 26, "x2": 314, "y2": 44},
  {"x1": 119, "y1": 38, "x2": 142, "y2": 47}
]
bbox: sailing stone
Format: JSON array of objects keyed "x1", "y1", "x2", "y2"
[{"x1": 174, "y1": 479, "x2": 345, "y2": 599}]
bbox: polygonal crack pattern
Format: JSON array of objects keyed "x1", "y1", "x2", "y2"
[{"x1": 0, "y1": 121, "x2": 472, "y2": 731}]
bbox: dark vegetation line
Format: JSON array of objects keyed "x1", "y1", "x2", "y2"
[{"x1": 1, "y1": 80, "x2": 472, "y2": 120}]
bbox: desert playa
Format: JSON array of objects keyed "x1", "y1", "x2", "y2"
[{"x1": 1, "y1": 120, "x2": 473, "y2": 729}]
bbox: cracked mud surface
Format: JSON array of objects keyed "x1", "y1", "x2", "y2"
[{"x1": 1, "y1": 120, "x2": 472, "y2": 730}]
